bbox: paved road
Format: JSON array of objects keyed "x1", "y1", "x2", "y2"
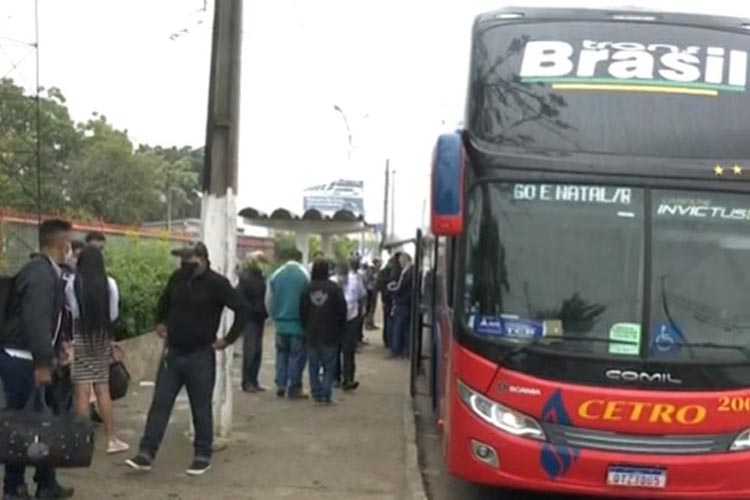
[{"x1": 50, "y1": 327, "x2": 412, "y2": 499}]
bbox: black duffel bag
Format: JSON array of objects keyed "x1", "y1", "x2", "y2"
[
  {"x1": 109, "y1": 344, "x2": 130, "y2": 401},
  {"x1": 109, "y1": 361, "x2": 130, "y2": 401},
  {"x1": 0, "y1": 389, "x2": 94, "y2": 468}
]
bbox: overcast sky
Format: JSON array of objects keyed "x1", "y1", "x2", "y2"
[{"x1": 1, "y1": 0, "x2": 748, "y2": 238}]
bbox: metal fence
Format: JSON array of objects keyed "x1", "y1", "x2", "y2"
[{"x1": 0, "y1": 210, "x2": 276, "y2": 273}]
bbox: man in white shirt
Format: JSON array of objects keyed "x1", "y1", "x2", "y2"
[{"x1": 335, "y1": 261, "x2": 367, "y2": 391}]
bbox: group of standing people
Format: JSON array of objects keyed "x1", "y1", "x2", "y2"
[
  {"x1": 0, "y1": 222, "x2": 418, "y2": 499},
  {"x1": 261, "y1": 249, "x2": 368, "y2": 405},
  {"x1": 0, "y1": 222, "x2": 127, "y2": 500}
]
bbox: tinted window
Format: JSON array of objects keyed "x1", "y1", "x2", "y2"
[
  {"x1": 651, "y1": 190, "x2": 750, "y2": 361},
  {"x1": 464, "y1": 183, "x2": 645, "y2": 357},
  {"x1": 468, "y1": 21, "x2": 750, "y2": 158}
]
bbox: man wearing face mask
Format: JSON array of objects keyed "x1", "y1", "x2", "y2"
[
  {"x1": 0, "y1": 219, "x2": 74, "y2": 500},
  {"x1": 125, "y1": 242, "x2": 249, "y2": 477}
]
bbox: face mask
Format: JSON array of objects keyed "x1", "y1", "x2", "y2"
[{"x1": 181, "y1": 261, "x2": 199, "y2": 273}]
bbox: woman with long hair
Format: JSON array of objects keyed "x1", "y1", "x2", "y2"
[{"x1": 66, "y1": 245, "x2": 129, "y2": 454}]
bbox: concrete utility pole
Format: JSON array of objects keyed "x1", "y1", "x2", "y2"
[
  {"x1": 380, "y1": 159, "x2": 389, "y2": 248},
  {"x1": 201, "y1": 0, "x2": 243, "y2": 446}
]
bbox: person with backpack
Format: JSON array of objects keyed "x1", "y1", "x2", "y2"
[
  {"x1": 299, "y1": 260, "x2": 346, "y2": 405},
  {"x1": 65, "y1": 245, "x2": 129, "y2": 455},
  {"x1": 0, "y1": 219, "x2": 75, "y2": 500}
]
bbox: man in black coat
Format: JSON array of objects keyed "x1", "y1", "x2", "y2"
[
  {"x1": 237, "y1": 263, "x2": 268, "y2": 393},
  {"x1": 299, "y1": 261, "x2": 346, "y2": 405},
  {"x1": 126, "y1": 242, "x2": 249, "y2": 477},
  {"x1": 0, "y1": 219, "x2": 74, "y2": 500}
]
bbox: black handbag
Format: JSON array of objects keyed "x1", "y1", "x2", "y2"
[
  {"x1": 109, "y1": 361, "x2": 130, "y2": 401},
  {"x1": 0, "y1": 389, "x2": 94, "y2": 468}
]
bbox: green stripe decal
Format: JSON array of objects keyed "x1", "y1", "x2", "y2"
[{"x1": 521, "y1": 77, "x2": 745, "y2": 93}]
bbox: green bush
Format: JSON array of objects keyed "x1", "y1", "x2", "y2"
[{"x1": 106, "y1": 237, "x2": 176, "y2": 340}]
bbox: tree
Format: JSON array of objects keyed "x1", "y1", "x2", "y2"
[
  {"x1": 0, "y1": 79, "x2": 81, "y2": 213},
  {"x1": 136, "y1": 145, "x2": 202, "y2": 223},
  {"x1": 273, "y1": 233, "x2": 358, "y2": 264},
  {"x1": 67, "y1": 116, "x2": 161, "y2": 224}
]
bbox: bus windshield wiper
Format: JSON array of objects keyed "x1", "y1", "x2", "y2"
[
  {"x1": 499, "y1": 336, "x2": 750, "y2": 364},
  {"x1": 499, "y1": 336, "x2": 637, "y2": 364},
  {"x1": 663, "y1": 341, "x2": 750, "y2": 361}
]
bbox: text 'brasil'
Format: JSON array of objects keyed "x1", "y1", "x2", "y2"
[{"x1": 520, "y1": 39, "x2": 749, "y2": 96}]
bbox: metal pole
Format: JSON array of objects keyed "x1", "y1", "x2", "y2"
[
  {"x1": 201, "y1": 0, "x2": 243, "y2": 447},
  {"x1": 167, "y1": 188, "x2": 173, "y2": 232},
  {"x1": 390, "y1": 170, "x2": 396, "y2": 240},
  {"x1": 333, "y1": 104, "x2": 353, "y2": 162},
  {"x1": 34, "y1": 0, "x2": 42, "y2": 227},
  {"x1": 380, "y1": 159, "x2": 389, "y2": 248}
]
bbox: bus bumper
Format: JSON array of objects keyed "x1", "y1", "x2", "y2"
[{"x1": 447, "y1": 400, "x2": 750, "y2": 498}]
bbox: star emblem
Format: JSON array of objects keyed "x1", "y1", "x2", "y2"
[
  {"x1": 734, "y1": 165, "x2": 743, "y2": 175},
  {"x1": 714, "y1": 165, "x2": 724, "y2": 176}
]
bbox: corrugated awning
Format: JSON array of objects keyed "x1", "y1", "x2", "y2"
[{"x1": 238, "y1": 207, "x2": 369, "y2": 234}]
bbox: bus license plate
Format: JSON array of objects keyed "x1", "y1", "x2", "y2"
[{"x1": 607, "y1": 466, "x2": 667, "y2": 489}]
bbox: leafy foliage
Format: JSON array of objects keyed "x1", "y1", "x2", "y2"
[
  {"x1": 0, "y1": 79, "x2": 203, "y2": 224},
  {"x1": 273, "y1": 233, "x2": 358, "y2": 264},
  {"x1": 106, "y1": 237, "x2": 177, "y2": 339}
]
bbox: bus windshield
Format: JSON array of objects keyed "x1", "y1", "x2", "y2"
[
  {"x1": 464, "y1": 182, "x2": 750, "y2": 363},
  {"x1": 468, "y1": 21, "x2": 750, "y2": 158}
]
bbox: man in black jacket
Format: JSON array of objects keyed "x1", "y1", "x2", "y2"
[
  {"x1": 126, "y1": 242, "x2": 248, "y2": 477},
  {"x1": 0, "y1": 219, "x2": 74, "y2": 500},
  {"x1": 387, "y1": 252, "x2": 414, "y2": 359},
  {"x1": 300, "y1": 261, "x2": 346, "y2": 405},
  {"x1": 237, "y1": 263, "x2": 268, "y2": 393}
]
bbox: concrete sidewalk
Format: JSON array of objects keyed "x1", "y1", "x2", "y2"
[{"x1": 59, "y1": 327, "x2": 412, "y2": 499}]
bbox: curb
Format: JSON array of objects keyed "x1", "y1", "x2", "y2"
[{"x1": 403, "y1": 384, "x2": 430, "y2": 500}]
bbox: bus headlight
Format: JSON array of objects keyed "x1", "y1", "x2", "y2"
[
  {"x1": 730, "y1": 429, "x2": 750, "y2": 451},
  {"x1": 456, "y1": 379, "x2": 547, "y2": 441}
]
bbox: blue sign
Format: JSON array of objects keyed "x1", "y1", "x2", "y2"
[
  {"x1": 650, "y1": 323, "x2": 685, "y2": 355},
  {"x1": 474, "y1": 315, "x2": 544, "y2": 340}
]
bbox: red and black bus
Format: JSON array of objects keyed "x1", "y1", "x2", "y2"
[{"x1": 416, "y1": 6, "x2": 750, "y2": 498}]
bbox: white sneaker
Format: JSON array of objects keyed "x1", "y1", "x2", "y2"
[{"x1": 107, "y1": 438, "x2": 130, "y2": 454}]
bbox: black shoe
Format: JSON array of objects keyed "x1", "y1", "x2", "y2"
[
  {"x1": 342, "y1": 381, "x2": 360, "y2": 391},
  {"x1": 3, "y1": 485, "x2": 30, "y2": 500},
  {"x1": 276, "y1": 388, "x2": 285, "y2": 398},
  {"x1": 186, "y1": 460, "x2": 211, "y2": 476},
  {"x1": 288, "y1": 392, "x2": 309, "y2": 400},
  {"x1": 242, "y1": 385, "x2": 260, "y2": 394},
  {"x1": 253, "y1": 385, "x2": 267, "y2": 392},
  {"x1": 125, "y1": 454, "x2": 153, "y2": 472},
  {"x1": 35, "y1": 483, "x2": 74, "y2": 499}
]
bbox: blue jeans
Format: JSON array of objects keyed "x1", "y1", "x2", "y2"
[
  {"x1": 275, "y1": 334, "x2": 306, "y2": 395},
  {"x1": 242, "y1": 321, "x2": 264, "y2": 390},
  {"x1": 390, "y1": 305, "x2": 411, "y2": 357},
  {"x1": 138, "y1": 348, "x2": 216, "y2": 462},
  {"x1": 0, "y1": 352, "x2": 57, "y2": 494},
  {"x1": 307, "y1": 346, "x2": 337, "y2": 402}
]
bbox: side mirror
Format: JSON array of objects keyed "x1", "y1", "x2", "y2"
[{"x1": 430, "y1": 132, "x2": 465, "y2": 236}]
